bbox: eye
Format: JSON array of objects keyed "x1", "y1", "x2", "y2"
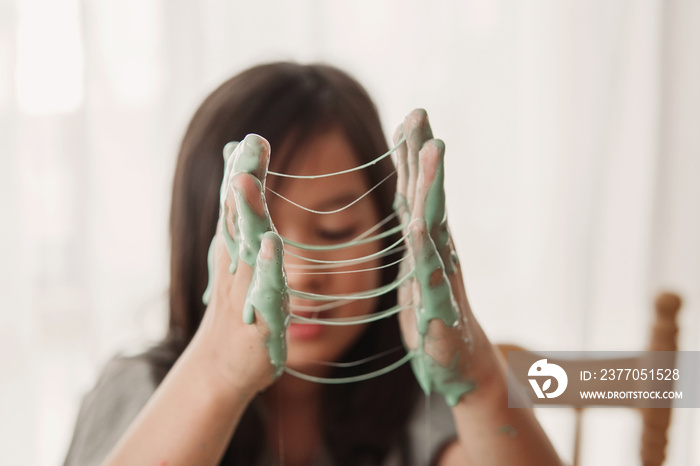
[{"x1": 317, "y1": 226, "x2": 358, "y2": 241}]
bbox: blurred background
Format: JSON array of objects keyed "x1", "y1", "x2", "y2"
[{"x1": 1, "y1": 0, "x2": 699, "y2": 464}]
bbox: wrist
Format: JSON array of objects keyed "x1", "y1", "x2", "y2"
[
  {"x1": 187, "y1": 331, "x2": 260, "y2": 405},
  {"x1": 456, "y1": 343, "x2": 508, "y2": 408}
]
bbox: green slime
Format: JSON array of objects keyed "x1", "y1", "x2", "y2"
[
  {"x1": 498, "y1": 424, "x2": 518, "y2": 439},
  {"x1": 422, "y1": 139, "x2": 455, "y2": 273},
  {"x1": 232, "y1": 177, "x2": 273, "y2": 266},
  {"x1": 409, "y1": 218, "x2": 475, "y2": 406},
  {"x1": 243, "y1": 231, "x2": 289, "y2": 376}
]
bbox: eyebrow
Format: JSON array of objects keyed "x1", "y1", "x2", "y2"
[{"x1": 312, "y1": 192, "x2": 365, "y2": 212}]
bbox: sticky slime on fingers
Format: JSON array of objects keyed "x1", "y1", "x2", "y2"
[
  {"x1": 243, "y1": 231, "x2": 289, "y2": 376},
  {"x1": 397, "y1": 118, "x2": 475, "y2": 406},
  {"x1": 410, "y1": 220, "x2": 458, "y2": 334},
  {"x1": 199, "y1": 125, "x2": 473, "y2": 392},
  {"x1": 232, "y1": 176, "x2": 273, "y2": 266},
  {"x1": 232, "y1": 135, "x2": 268, "y2": 181},
  {"x1": 203, "y1": 136, "x2": 288, "y2": 375},
  {"x1": 409, "y1": 219, "x2": 475, "y2": 406},
  {"x1": 411, "y1": 351, "x2": 476, "y2": 407},
  {"x1": 422, "y1": 139, "x2": 453, "y2": 273},
  {"x1": 393, "y1": 192, "x2": 410, "y2": 225},
  {"x1": 202, "y1": 140, "x2": 240, "y2": 304}
]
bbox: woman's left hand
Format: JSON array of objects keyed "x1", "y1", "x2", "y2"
[{"x1": 394, "y1": 109, "x2": 497, "y2": 407}]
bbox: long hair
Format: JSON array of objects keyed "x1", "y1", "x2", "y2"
[{"x1": 165, "y1": 62, "x2": 419, "y2": 464}]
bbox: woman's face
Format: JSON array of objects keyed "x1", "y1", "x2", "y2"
[{"x1": 268, "y1": 128, "x2": 384, "y2": 373}]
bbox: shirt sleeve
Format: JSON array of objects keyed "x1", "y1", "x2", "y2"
[
  {"x1": 62, "y1": 356, "x2": 158, "y2": 466},
  {"x1": 382, "y1": 392, "x2": 458, "y2": 466}
]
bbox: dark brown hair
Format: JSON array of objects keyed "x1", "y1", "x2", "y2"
[{"x1": 167, "y1": 62, "x2": 419, "y2": 465}]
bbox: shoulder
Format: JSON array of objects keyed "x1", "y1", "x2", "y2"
[{"x1": 63, "y1": 345, "x2": 178, "y2": 466}]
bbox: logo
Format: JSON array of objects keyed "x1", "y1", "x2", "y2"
[{"x1": 528, "y1": 359, "x2": 568, "y2": 398}]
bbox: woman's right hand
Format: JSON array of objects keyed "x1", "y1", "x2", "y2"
[
  {"x1": 194, "y1": 134, "x2": 289, "y2": 401},
  {"x1": 101, "y1": 135, "x2": 288, "y2": 466}
]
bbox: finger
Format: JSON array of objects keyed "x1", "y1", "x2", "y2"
[
  {"x1": 408, "y1": 218, "x2": 459, "y2": 335},
  {"x1": 411, "y1": 142, "x2": 468, "y2": 318},
  {"x1": 413, "y1": 139, "x2": 450, "y2": 253},
  {"x1": 398, "y1": 111, "x2": 434, "y2": 310},
  {"x1": 232, "y1": 134, "x2": 271, "y2": 187},
  {"x1": 220, "y1": 141, "x2": 239, "y2": 207},
  {"x1": 230, "y1": 172, "x2": 273, "y2": 267},
  {"x1": 217, "y1": 174, "x2": 256, "y2": 294},
  {"x1": 202, "y1": 141, "x2": 243, "y2": 305},
  {"x1": 243, "y1": 231, "x2": 289, "y2": 376},
  {"x1": 393, "y1": 124, "x2": 417, "y2": 333},
  {"x1": 223, "y1": 141, "x2": 238, "y2": 164},
  {"x1": 219, "y1": 134, "x2": 273, "y2": 272},
  {"x1": 403, "y1": 109, "x2": 433, "y2": 213},
  {"x1": 411, "y1": 139, "x2": 444, "y2": 222},
  {"x1": 392, "y1": 124, "x2": 410, "y2": 224},
  {"x1": 203, "y1": 136, "x2": 273, "y2": 304},
  {"x1": 219, "y1": 134, "x2": 271, "y2": 226}
]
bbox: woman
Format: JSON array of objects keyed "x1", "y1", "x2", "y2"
[{"x1": 63, "y1": 62, "x2": 562, "y2": 465}]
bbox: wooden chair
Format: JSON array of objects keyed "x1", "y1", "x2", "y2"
[{"x1": 497, "y1": 292, "x2": 682, "y2": 466}]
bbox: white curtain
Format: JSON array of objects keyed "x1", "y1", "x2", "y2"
[{"x1": 1, "y1": 1, "x2": 698, "y2": 464}]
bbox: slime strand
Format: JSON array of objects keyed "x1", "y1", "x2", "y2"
[
  {"x1": 284, "y1": 352, "x2": 413, "y2": 384},
  {"x1": 266, "y1": 169, "x2": 396, "y2": 215},
  {"x1": 268, "y1": 135, "x2": 406, "y2": 179}
]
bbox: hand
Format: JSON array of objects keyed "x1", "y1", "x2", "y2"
[
  {"x1": 394, "y1": 110, "x2": 491, "y2": 406},
  {"x1": 195, "y1": 134, "x2": 289, "y2": 399}
]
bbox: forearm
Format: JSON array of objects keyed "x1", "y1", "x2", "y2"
[
  {"x1": 102, "y1": 339, "x2": 253, "y2": 466},
  {"x1": 450, "y1": 348, "x2": 562, "y2": 466}
]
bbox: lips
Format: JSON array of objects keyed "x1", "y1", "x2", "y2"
[
  {"x1": 288, "y1": 301, "x2": 328, "y2": 340},
  {"x1": 287, "y1": 320, "x2": 324, "y2": 340}
]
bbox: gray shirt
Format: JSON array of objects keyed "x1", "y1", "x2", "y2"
[{"x1": 63, "y1": 354, "x2": 458, "y2": 466}]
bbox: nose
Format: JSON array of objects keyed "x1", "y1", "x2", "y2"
[{"x1": 283, "y1": 243, "x2": 329, "y2": 295}]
